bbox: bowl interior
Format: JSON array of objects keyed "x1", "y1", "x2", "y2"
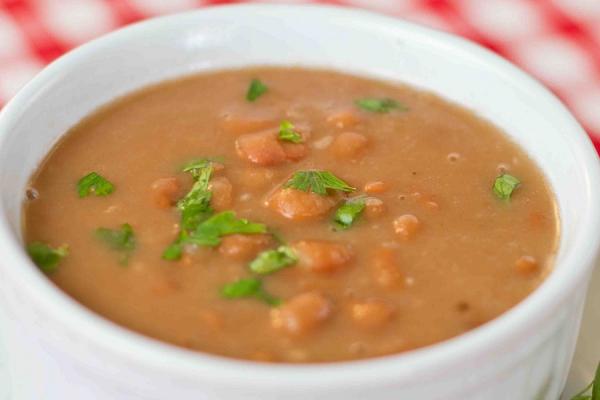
[{"x1": 0, "y1": 3, "x2": 598, "y2": 393}]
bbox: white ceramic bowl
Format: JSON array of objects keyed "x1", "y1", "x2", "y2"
[{"x1": 0, "y1": 5, "x2": 599, "y2": 400}]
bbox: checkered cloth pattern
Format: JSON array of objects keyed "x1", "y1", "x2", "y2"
[{"x1": 1, "y1": 0, "x2": 599, "y2": 153}]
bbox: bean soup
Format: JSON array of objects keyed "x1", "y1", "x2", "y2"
[{"x1": 23, "y1": 68, "x2": 559, "y2": 363}]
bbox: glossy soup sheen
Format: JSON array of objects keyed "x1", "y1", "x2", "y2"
[{"x1": 23, "y1": 68, "x2": 559, "y2": 363}]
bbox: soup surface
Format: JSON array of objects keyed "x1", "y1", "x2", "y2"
[{"x1": 23, "y1": 68, "x2": 558, "y2": 363}]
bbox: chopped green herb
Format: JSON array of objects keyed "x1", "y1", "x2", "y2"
[
  {"x1": 178, "y1": 175, "x2": 213, "y2": 231},
  {"x1": 570, "y1": 361, "x2": 600, "y2": 400},
  {"x1": 220, "y1": 278, "x2": 281, "y2": 306},
  {"x1": 96, "y1": 224, "x2": 135, "y2": 251},
  {"x1": 246, "y1": 78, "x2": 268, "y2": 102},
  {"x1": 177, "y1": 160, "x2": 213, "y2": 215},
  {"x1": 284, "y1": 170, "x2": 355, "y2": 196},
  {"x1": 278, "y1": 120, "x2": 303, "y2": 143},
  {"x1": 26, "y1": 242, "x2": 68, "y2": 273},
  {"x1": 164, "y1": 211, "x2": 266, "y2": 260},
  {"x1": 355, "y1": 98, "x2": 406, "y2": 113},
  {"x1": 249, "y1": 245, "x2": 298, "y2": 275},
  {"x1": 162, "y1": 241, "x2": 184, "y2": 261},
  {"x1": 95, "y1": 223, "x2": 136, "y2": 265},
  {"x1": 77, "y1": 172, "x2": 114, "y2": 198},
  {"x1": 162, "y1": 231, "x2": 191, "y2": 260},
  {"x1": 221, "y1": 278, "x2": 260, "y2": 298},
  {"x1": 165, "y1": 157, "x2": 269, "y2": 260},
  {"x1": 182, "y1": 158, "x2": 212, "y2": 177},
  {"x1": 180, "y1": 202, "x2": 213, "y2": 231},
  {"x1": 164, "y1": 158, "x2": 216, "y2": 260},
  {"x1": 493, "y1": 173, "x2": 521, "y2": 200},
  {"x1": 187, "y1": 211, "x2": 267, "y2": 247},
  {"x1": 333, "y1": 196, "x2": 367, "y2": 230}
]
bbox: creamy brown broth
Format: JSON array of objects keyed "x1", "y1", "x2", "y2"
[{"x1": 23, "y1": 68, "x2": 559, "y2": 363}]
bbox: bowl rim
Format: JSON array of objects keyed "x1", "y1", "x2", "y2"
[{"x1": 0, "y1": 3, "x2": 599, "y2": 390}]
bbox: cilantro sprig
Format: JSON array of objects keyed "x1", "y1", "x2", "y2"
[
  {"x1": 570, "y1": 361, "x2": 600, "y2": 400},
  {"x1": 284, "y1": 170, "x2": 355, "y2": 196},
  {"x1": 278, "y1": 120, "x2": 303, "y2": 143},
  {"x1": 164, "y1": 157, "x2": 268, "y2": 260},
  {"x1": 246, "y1": 78, "x2": 268, "y2": 102},
  {"x1": 163, "y1": 158, "x2": 215, "y2": 260},
  {"x1": 95, "y1": 223, "x2": 136, "y2": 265},
  {"x1": 355, "y1": 98, "x2": 406, "y2": 113},
  {"x1": 493, "y1": 173, "x2": 521, "y2": 201},
  {"x1": 26, "y1": 242, "x2": 68, "y2": 273},
  {"x1": 178, "y1": 159, "x2": 214, "y2": 230},
  {"x1": 333, "y1": 196, "x2": 367, "y2": 230},
  {"x1": 220, "y1": 278, "x2": 281, "y2": 306},
  {"x1": 162, "y1": 235, "x2": 186, "y2": 261},
  {"x1": 164, "y1": 211, "x2": 267, "y2": 260},
  {"x1": 249, "y1": 245, "x2": 297, "y2": 275},
  {"x1": 77, "y1": 172, "x2": 114, "y2": 197},
  {"x1": 187, "y1": 211, "x2": 267, "y2": 247},
  {"x1": 182, "y1": 158, "x2": 218, "y2": 179}
]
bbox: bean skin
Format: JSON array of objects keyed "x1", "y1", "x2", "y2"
[
  {"x1": 270, "y1": 292, "x2": 333, "y2": 336},
  {"x1": 350, "y1": 299, "x2": 394, "y2": 330},
  {"x1": 292, "y1": 240, "x2": 354, "y2": 273},
  {"x1": 150, "y1": 177, "x2": 181, "y2": 209},
  {"x1": 331, "y1": 131, "x2": 369, "y2": 159},
  {"x1": 393, "y1": 214, "x2": 420, "y2": 240},
  {"x1": 266, "y1": 187, "x2": 337, "y2": 221}
]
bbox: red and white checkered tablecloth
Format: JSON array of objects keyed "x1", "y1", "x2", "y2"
[{"x1": 1, "y1": 0, "x2": 599, "y2": 153}]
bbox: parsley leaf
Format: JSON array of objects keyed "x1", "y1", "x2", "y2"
[
  {"x1": 333, "y1": 196, "x2": 367, "y2": 230},
  {"x1": 355, "y1": 98, "x2": 406, "y2": 113},
  {"x1": 177, "y1": 163, "x2": 213, "y2": 230},
  {"x1": 164, "y1": 159, "x2": 268, "y2": 260},
  {"x1": 221, "y1": 278, "x2": 260, "y2": 298},
  {"x1": 26, "y1": 242, "x2": 68, "y2": 273},
  {"x1": 180, "y1": 202, "x2": 214, "y2": 231},
  {"x1": 95, "y1": 223, "x2": 136, "y2": 265},
  {"x1": 163, "y1": 158, "x2": 215, "y2": 260},
  {"x1": 187, "y1": 211, "x2": 267, "y2": 247},
  {"x1": 178, "y1": 159, "x2": 213, "y2": 210},
  {"x1": 493, "y1": 173, "x2": 521, "y2": 200},
  {"x1": 162, "y1": 241, "x2": 184, "y2": 261},
  {"x1": 164, "y1": 211, "x2": 266, "y2": 260},
  {"x1": 249, "y1": 245, "x2": 298, "y2": 274},
  {"x1": 162, "y1": 231, "x2": 192, "y2": 261},
  {"x1": 246, "y1": 78, "x2": 268, "y2": 102},
  {"x1": 182, "y1": 158, "x2": 215, "y2": 178},
  {"x1": 570, "y1": 361, "x2": 599, "y2": 400},
  {"x1": 220, "y1": 278, "x2": 281, "y2": 306},
  {"x1": 278, "y1": 120, "x2": 303, "y2": 143},
  {"x1": 284, "y1": 170, "x2": 355, "y2": 196},
  {"x1": 77, "y1": 172, "x2": 114, "y2": 197}
]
